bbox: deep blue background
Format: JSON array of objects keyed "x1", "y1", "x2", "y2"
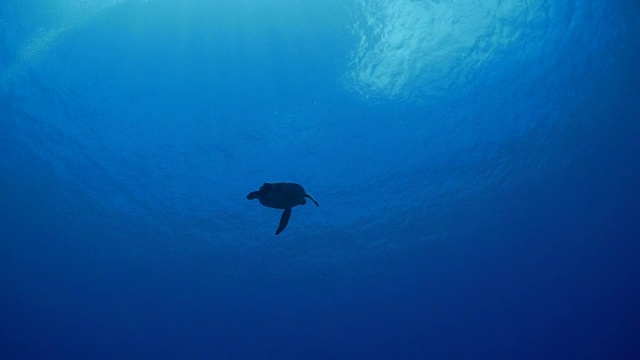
[{"x1": 1, "y1": 0, "x2": 638, "y2": 359}]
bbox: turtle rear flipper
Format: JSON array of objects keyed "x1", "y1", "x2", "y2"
[
  {"x1": 275, "y1": 208, "x2": 292, "y2": 235},
  {"x1": 305, "y1": 194, "x2": 319, "y2": 207}
]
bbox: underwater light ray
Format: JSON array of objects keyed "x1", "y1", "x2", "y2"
[{"x1": 0, "y1": 0, "x2": 132, "y2": 88}]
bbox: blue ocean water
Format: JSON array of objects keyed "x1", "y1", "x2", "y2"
[{"x1": 1, "y1": 0, "x2": 638, "y2": 358}]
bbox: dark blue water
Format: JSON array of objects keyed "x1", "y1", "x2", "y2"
[{"x1": 1, "y1": 0, "x2": 638, "y2": 359}]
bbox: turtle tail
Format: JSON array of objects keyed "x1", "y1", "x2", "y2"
[{"x1": 305, "y1": 194, "x2": 319, "y2": 207}]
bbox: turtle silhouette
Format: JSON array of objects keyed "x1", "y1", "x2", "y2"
[{"x1": 246, "y1": 182, "x2": 319, "y2": 235}]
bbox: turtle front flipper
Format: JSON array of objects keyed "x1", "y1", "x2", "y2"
[
  {"x1": 305, "y1": 194, "x2": 319, "y2": 207},
  {"x1": 275, "y1": 208, "x2": 292, "y2": 235}
]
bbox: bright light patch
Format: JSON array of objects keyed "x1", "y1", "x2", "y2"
[{"x1": 348, "y1": 0, "x2": 534, "y2": 101}]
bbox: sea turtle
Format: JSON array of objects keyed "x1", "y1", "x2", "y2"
[{"x1": 246, "y1": 182, "x2": 319, "y2": 235}]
